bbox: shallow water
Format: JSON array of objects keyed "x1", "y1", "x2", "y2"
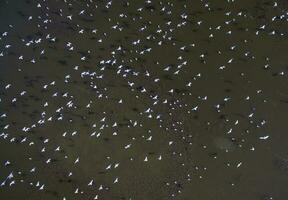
[{"x1": 1, "y1": 0, "x2": 288, "y2": 199}]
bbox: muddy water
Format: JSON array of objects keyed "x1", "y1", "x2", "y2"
[{"x1": 1, "y1": 0, "x2": 288, "y2": 199}]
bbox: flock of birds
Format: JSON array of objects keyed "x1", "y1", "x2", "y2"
[{"x1": 0, "y1": 0, "x2": 288, "y2": 199}]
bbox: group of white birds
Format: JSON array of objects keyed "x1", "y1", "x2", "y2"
[{"x1": 0, "y1": 0, "x2": 287, "y2": 199}]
